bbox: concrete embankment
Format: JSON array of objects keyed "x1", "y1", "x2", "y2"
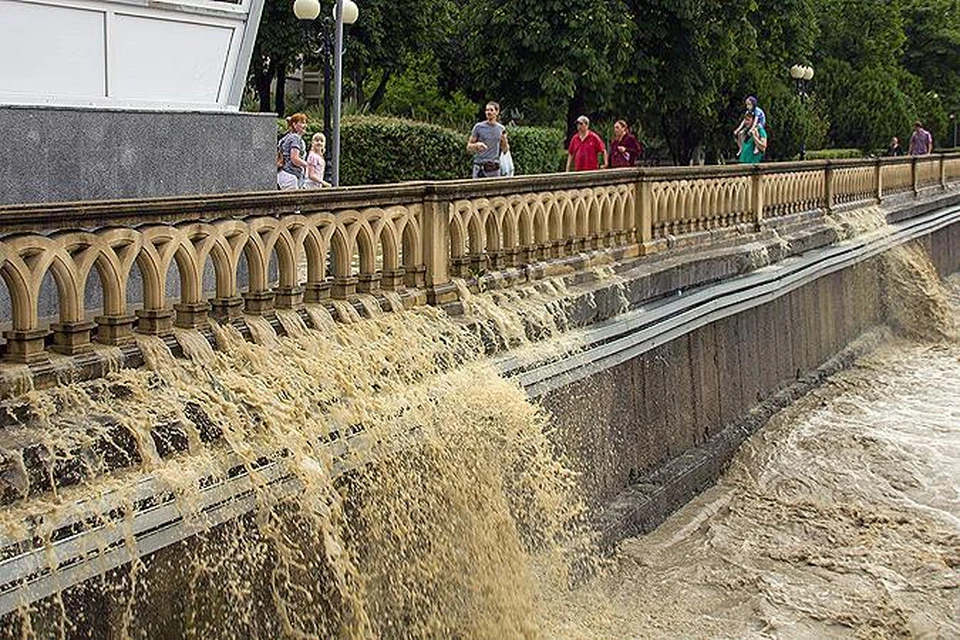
[{"x1": 491, "y1": 191, "x2": 960, "y2": 547}]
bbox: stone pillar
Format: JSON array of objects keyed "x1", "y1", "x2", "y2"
[
  {"x1": 874, "y1": 158, "x2": 883, "y2": 203},
  {"x1": 911, "y1": 156, "x2": 919, "y2": 196},
  {"x1": 380, "y1": 268, "x2": 405, "y2": 290},
  {"x1": 637, "y1": 178, "x2": 654, "y2": 254},
  {"x1": 750, "y1": 167, "x2": 765, "y2": 230},
  {"x1": 3, "y1": 328, "x2": 49, "y2": 363},
  {"x1": 173, "y1": 302, "x2": 211, "y2": 329},
  {"x1": 331, "y1": 276, "x2": 358, "y2": 299},
  {"x1": 274, "y1": 286, "x2": 304, "y2": 309},
  {"x1": 242, "y1": 291, "x2": 275, "y2": 315},
  {"x1": 404, "y1": 265, "x2": 426, "y2": 289},
  {"x1": 94, "y1": 314, "x2": 137, "y2": 346},
  {"x1": 940, "y1": 154, "x2": 947, "y2": 189},
  {"x1": 450, "y1": 256, "x2": 470, "y2": 277},
  {"x1": 421, "y1": 189, "x2": 455, "y2": 303},
  {"x1": 209, "y1": 296, "x2": 245, "y2": 321},
  {"x1": 50, "y1": 321, "x2": 96, "y2": 355},
  {"x1": 503, "y1": 247, "x2": 520, "y2": 268},
  {"x1": 356, "y1": 273, "x2": 381, "y2": 294},
  {"x1": 824, "y1": 162, "x2": 836, "y2": 213},
  {"x1": 303, "y1": 282, "x2": 332, "y2": 303},
  {"x1": 136, "y1": 309, "x2": 174, "y2": 335}
]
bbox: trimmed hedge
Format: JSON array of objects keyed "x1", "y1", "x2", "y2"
[
  {"x1": 506, "y1": 126, "x2": 567, "y2": 175},
  {"x1": 339, "y1": 116, "x2": 471, "y2": 185},
  {"x1": 803, "y1": 148, "x2": 864, "y2": 160},
  {"x1": 277, "y1": 115, "x2": 567, "y2": 184}
]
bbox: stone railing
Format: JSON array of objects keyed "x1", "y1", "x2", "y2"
[{"x1": 0, "y1": 153, "x2": 957, "y2": 363}]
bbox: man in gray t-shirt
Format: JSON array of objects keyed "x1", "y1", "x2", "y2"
[{"x1": 467, "y1": 102, "x2": 509, "y2": 178}]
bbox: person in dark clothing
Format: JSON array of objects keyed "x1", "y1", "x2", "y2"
[
  {"x1": 609, "y1": 120, "x2": 643, "y2": 168},
  {"x1": 886, "y1": 136, "x2": 903, "y2": 156}
]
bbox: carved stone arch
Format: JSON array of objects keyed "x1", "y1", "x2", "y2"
[
  {"x1": 591, "y1": 191, "x2": 606, "y2": 234},
  {"x1": 6, "y1": 235, "x2": 82, "y2": 325},
  {"x1": 353, "y1": 222, "x2": 377, "y2": 275},
  {"x1": 395, "y1": 216, "x2": 422, "y2": 267},
  {"x1": 449, "y1": 206, "x2": 468, "y2": 259},
  {"x1": 191, "y1": 226, "x2": 236, "y2": 300},
  {"x1": 570, "y1": 195, "x2": 587, "y2": 238},
  {"x1": 327, "y1": 226, "x2": 351, "y2": 278},
  {"x1": 516, "y1": 199, "x2": 534, "y2": 247},
  {"x1": 55, "y1": 231, "x2": 123, "y2": 319},
  {"x1": 533, "y1": 205, "x2": 548, "y2": 244},
  {"x1": 0, "y1": 242, "x2": 34, "y2": 329},
  {"x1": 133, "y1": 242, "x2": 165, "y2": 310},
  {"x1": 96, "y1": 228, "x2": 142, "y2": 315},
  {"x1": 484, "y1": 210, "x2": 502, "y2": 253},
  {"x1": 608, "y1": 188, "x2": 623, "y2": 232},
  {"x1": 466, "y1": 210, "x2": 485, "y2": 257},
  {"x1": 38, "y1": 252, "x2": 82, "y2": 324},
  {"x1": 171, "y1": 243, "x2": 202, "y2": 304},
  {"x1": 299, "y1": 225, "x2": 328, "y2": 282},
  {"x1": 378, "y1": 222, "x2": 400, "y2": 272},
  {"x1": 667, "y1": 184, "x2": 680, "y2": 225},
  {"x1": 263, "y1": 225, "x2": 300, "y2": 289},
  {"x1": 548, "y1": 197, "x2": 567, "y2": 241},
  {"x1": 238, "y1": 230, "x2": 269, "y2": 293},
  {"x1": 500, "y1": 196, "x2": 522, "y2": 249}
]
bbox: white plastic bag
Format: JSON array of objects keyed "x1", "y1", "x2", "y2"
[{"x1": 499, "y1": 151, "x2": 515, "y2": 176}]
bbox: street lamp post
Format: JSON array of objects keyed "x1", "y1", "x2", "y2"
[
  {"x1": 293, "y1": 0, "x2": 359, "y2": 187},
  {"x1": 950, "y1": 113, "x2": 957, "y2": 149},
  {"x1": 790, "y1": 64, "x2": 814, "y2": 161}
]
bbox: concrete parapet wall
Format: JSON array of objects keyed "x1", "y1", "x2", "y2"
[{"x1": 0, "y1": 105, "x2": 277, "y2": 205}]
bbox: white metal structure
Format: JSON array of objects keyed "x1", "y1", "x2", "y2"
[{"x1": 0, "y1": 0, "x2": 265, "y2": 110}]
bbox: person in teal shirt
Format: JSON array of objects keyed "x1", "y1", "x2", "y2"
[{"x1": 737, "y1": 112, "x2": 767, "y2": 163}]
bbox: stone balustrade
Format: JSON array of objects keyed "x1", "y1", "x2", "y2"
[{"x1": 0, "y1": 154, "x2": 958, "y2": 363}]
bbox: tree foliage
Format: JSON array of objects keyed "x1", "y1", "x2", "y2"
[{"x1": 249, "y1": 0, "x2": 960, "y2": 166}]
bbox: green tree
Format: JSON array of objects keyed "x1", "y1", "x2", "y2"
[
  {"x1": 341, "y1": 0, "x2": 457, "y2": 112},
  {"x1": 250, "y1": 0, "x2": 309, "y2": 115},
  {"x1": 460, "y1": 0, "x2": 633, "y2": 135},
  {"x1": 616, "y1": 0, "x2": 751, "y2": 164}
]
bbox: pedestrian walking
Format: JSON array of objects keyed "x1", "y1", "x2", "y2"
[
  {"x1": 467, "y1": 102, "x2": 509, "y2": 179},
  {"x1": 567, "y1": 115, "x2": 608, "y2": 171},
  {"x1": 908, "y1": 121, "x2": 933, "y2": 156},
  {"x1": 609, "y1": 120, "x2": 642, "y2": 168},
  {"x1": 277, "y1": 113, "x2": 308, "y2": 190}
]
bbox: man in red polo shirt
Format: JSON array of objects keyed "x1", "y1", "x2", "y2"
[{"x1": 566, "y1": 115, "x2": 608, "y2": 171}]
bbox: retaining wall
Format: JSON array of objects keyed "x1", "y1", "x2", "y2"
[{"x1": 539, "y1": 202, "x2": 960, "y2": 544}]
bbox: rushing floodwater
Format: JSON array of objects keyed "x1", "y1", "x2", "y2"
[
  {"x1": 2, "y1": 238, "x2": 959, "y2": 638},
  {"x1": 540, "y1": 277, "x2": 960, "y2": 639}
]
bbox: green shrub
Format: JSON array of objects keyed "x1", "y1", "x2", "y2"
[
  {"x1": 294, "y1": 115, "x2": 470, "y2": 185},
  {"x1": 277, "y1": 116, "x2": 567, "y2": 184},
  {"x1": 803, "y1": 148, "x2": 864, "y2": 160},
  {"x1": 507, "y1": 126, "x2": 567, "y2": 175}
]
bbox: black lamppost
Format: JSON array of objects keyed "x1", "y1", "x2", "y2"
[
  {"x1": 950, "y1": 113, "x2": 957, "y2": 149},
  {"x1": 790, "y1": 64, "x2": 814, "y2": 160},
  {"x1": 293, "y1": 0, "x2": 359, "y2": 186}
]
